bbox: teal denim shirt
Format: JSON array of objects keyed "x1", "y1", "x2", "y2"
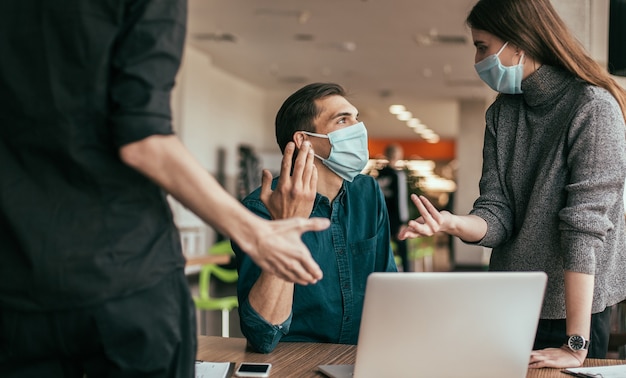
[{"x1": 232, "y1": 174, "x2": 397, "y2": 353}]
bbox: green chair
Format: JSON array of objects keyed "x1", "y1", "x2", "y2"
[
  {"x1": 193, "y1": 264, "x2": 238, "y2": 337},
  {"x1": 207, "y1": 239, "x2": 236, "y2": 256},
  {"x1": 389, "y1": 240, "x2": 404, "y2": 270},
  {"x1": 408, "y1": 235, "x2": 435, "y2": 272}
]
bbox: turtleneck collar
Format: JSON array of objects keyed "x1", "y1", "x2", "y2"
[{"x1": 521, "y1": 65, "x2": 576, "y2": 107}]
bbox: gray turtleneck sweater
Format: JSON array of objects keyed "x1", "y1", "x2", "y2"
[{"x1": 470, "y1": 65, "x2": 626, "y2": 319}]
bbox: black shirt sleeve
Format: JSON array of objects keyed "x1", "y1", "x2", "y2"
[{"x1": 109, "y1": 0, "x2": 187, "y2": 147}]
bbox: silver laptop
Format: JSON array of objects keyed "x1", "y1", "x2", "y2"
[{"x1": 319, "y1": 271, "x2": 547, "y2": 378}]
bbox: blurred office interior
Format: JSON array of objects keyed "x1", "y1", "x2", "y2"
[{"x1": 175, "y1": 0, "x2": 626, "y2": 355}]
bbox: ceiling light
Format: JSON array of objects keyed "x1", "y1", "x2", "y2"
[
  {"x1": 397, "y1": 111, "x2": 412, "y2": 121},
  {"x1": 392, "y1": 105, "x2": 439, "y2": 142},
  {"x1": 420, "y1": 130, "x2": 437, "y2": 139},
  {"x1": 425, "y1": 135, "x2": 441, "y2": 144},
  {"x1": 389, "y1": 105, "x2": 405, "y2": 114},
  {"x1": 406, "y1": 118, "x2": 422, "y2": 128},
  {"x1": 412, "y1": 123, "x2": 427, "y2": 131}
]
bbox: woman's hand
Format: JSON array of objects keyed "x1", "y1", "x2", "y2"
[
  {"x1": 399, "y1": 194, "x2": 453, "y2": 239},
  {"x1": 399, "y1": 194, "x2": 487, "y2": 243},
  {"x1": 528, "y1": 347, "x2": 586, "y2": 369}
]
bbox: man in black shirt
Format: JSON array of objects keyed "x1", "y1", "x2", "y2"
[
  {"x1": 376, "y1": 144, "x2": 411, "y2": 272},
  {"x1": 0, "y1": 1, "x2": 328, "y2": 376}
]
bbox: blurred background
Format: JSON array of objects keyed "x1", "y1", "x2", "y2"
[{"x1": 176, "y1": 0, "x2": 626, "y2": 350}]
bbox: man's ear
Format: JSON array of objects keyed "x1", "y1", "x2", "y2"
[{"x1": 293, "y1": 131, "x2": 305, "y2": 149}]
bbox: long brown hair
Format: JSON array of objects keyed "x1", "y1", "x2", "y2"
[{"x1": 467, "y1": 0, "x2": 626, "y2": 124}]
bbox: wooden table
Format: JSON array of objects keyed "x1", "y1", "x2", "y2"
[{"x1": 197, "y1": 336, "x2": 626, "y2": 377}]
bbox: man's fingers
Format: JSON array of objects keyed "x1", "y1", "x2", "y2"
[
  {"x1": 294, "y1": 249, "x2": 323, "y2": 282},
  {"x1": 260, "y1": 169, "x2": 274, "y2": 205},
  {"x1": 269, "y1": 262, "x2": 311, "y2": 286},
  {"x1": 259, "y1": 217, "x2": 328, "y2": 283},
  {"x1": 264, "y1": 248, "x2": 322, "y2": 285},
  {"x1": 299, "y1": 217, "x2": 330, "y2": 232},
  {"x1": 282, "y1": 256, "x2": 320, "y2": 285},
  {"x1": 309, "y1": 164, "x2": 318, "y2": 193},
  {"x1": 290, "y1": 140, "x2": 308, "y2": 180},
  {"x1": 279, "y1": 142, "x2": 296, "y2": 183},
  {"x1": 302, "y1": 142, "x2": 316, "y2": 188},
  {"x1": 283, "y1": 217, "x2": 328, "y2": 281}
]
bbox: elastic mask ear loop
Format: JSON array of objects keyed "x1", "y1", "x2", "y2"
[
  {"x1": 496, "y1": 41, "x2": 509, "y2": 57},
  {"x1": 301, "y1": 131, "x2": 328, "y2": 139},
  {"x1": 300, "y1": 130, "x2": 329, "y2": 161}
]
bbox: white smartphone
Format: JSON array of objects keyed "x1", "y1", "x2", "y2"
[{"x1": 234, "y1": 362, "x2": 272, "y2": 377}]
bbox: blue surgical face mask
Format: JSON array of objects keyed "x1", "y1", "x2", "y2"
[
  {"x1": 301, "y1": 122, "x2": 369, "y2": 182},
  {"x1": 474, "y1": 41, "x2": 525, "y2": 94}
]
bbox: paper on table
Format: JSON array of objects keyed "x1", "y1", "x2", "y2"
[
  {"x1": 563, "y1": 364, "x2": 626, "y2": 378},
  {"x1": 195, "y1": 361, "x2": 233, "y2": 378}
]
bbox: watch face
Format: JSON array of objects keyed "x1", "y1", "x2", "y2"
[{"x1": 568, "y1": 335, "x2": 585, "y2": 351}]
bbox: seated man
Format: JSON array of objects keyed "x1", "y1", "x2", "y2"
[{"x1": 232, "y1": 82, "x2": 397, "y2": 353}]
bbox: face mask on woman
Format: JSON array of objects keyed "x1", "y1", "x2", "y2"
[
  {"x1": 474, "y1": 41, "x2": 525, "y2": 94},
  {"x1": 301, "y1": 122, "x2": 369, "y2": 182}
]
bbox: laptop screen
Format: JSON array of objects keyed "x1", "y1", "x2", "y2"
[{"x1": 349, "y1": 272, "x2": 547, "y2": 378}]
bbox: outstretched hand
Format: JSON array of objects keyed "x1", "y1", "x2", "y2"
[
  {"x1": 247, "y1": 216, "x2": 330, "y2": 285},
  {"x1": 260, "y1": 141, "x2": 317, "y2": 220},
  {"x1": 528, "y1": 347, "x2": 586, "y2": 369},
  {"x1": 398, "y1": 194, "x2": 452, "y2": 240}
]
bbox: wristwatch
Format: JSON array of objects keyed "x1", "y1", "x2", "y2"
[{"x1": 566, "y1": 335, "x2": 590, "y2": 352}]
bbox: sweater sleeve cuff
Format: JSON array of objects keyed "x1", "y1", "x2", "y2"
[
  {"x1": 561, "y1": 231, "x2": 598, "y2": 274},
  {"x1": 468, "y1": 208, "x2": 507, "y2": 247}
]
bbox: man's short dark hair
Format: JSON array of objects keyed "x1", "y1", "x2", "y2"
[{"x1": 275, "y1": 82, "x2": 346, "y2": 153}]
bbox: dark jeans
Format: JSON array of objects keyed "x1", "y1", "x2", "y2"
[
  {"x1": 0, "y1": 269, "x2": 197, "y2": 377},
  {"x1": 533, "y1": 306, "x2": 612, "y2": 358}
]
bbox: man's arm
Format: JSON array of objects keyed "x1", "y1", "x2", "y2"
[
  {"x1": 235, "y1": 143, "x2": 319, "y2": 352},
  {"x1": 244, "y1": 142, "x2": 317, "y2": 325},
  {"x1": 119, "y1": 135, "x2": 328, "y2": 285}
]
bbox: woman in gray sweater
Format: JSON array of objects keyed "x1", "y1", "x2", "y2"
[{"x1": 400, "y1": 0, "x2": 626, "y2": 370}]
